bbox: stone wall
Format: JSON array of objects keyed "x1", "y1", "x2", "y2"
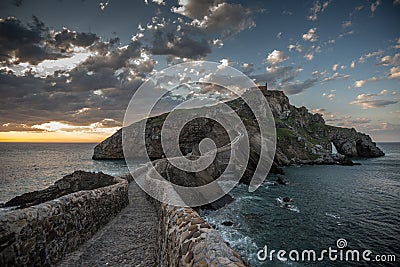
[
  {"x1": 154, "y1": 202, "x2": 248, "y2": 266},
  {"x1": 0, "y1": 177, "x2": 129, "y2": 266}
]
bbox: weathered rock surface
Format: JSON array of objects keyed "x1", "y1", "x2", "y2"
[
  {"x1": 4, "y1": 171, "x2": 116, "y2": 209},
  {"x1": 92, "y1": 88, "x2": 384, "y2": 171}
]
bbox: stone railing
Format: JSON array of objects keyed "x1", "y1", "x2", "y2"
[
  {"x1": 155, "y1": 203, "x2": 247, "y2": 267},
  {"x1": 131, "y1": 163, "x2": 248, "y2": 266},
  {"x1": 0, "y1": 176, "x2": 128, "y2": 266}
]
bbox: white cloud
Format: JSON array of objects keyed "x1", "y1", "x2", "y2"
[
  {"x1": 266, "y1": 50, "x2": 289, "y2": 65},
  {"x1": 288, "y1": 43, "x2": 303, "y2": 53},
  {"x1": 350, "y1": 99, "x2": 398, "y2": 109},
  {"x1": 350, "y1": 90, "x2": 397, "y2": 109},
  {"x1": 308, "y1": 0, "x2": 331, "y2": 21},
  {"x1": 212, "y1": 39, "x2": 224, "y2": 48},
  {"x1": 377, "y1": 53, "x2": 400, "y2": 66},
  {"x1": 388, "y1": 66, "x2": 400, "y2": 79},
  {"x1": 354, "y1": 80, "x2": 366, "y2": 88},
  {"x1": 322, "y1": 92, "x2": 335, "y2": 100},
  {"x1": 357, "y1": 93, "x2": 376, "y2": 100},
  {"x1": 358, "y1": 50, "x2": 384, "y2": 63},
  {"x1": 304, "y1": 53, "x2": 314, "y2": 61},
  {"x1": 350, "y1": 60, "x2": 355, "y2": 68},
  {"x1": 217, "y1": 58, "x2": 231, "y2": 69},
  {"x1": 338, "y1": 30, "x2": 354, "y2": 39},
  {"x1": 332, "y1": 64, "x2": 339, "y2": 72},
  {"x1": 378, "y1": 89, "x2": 388, "y2": 95},
  {"x1": 151, "y1": 0, "x2": 165, "y2": 5},
  {"x1": 342, "y1": 21, "x2": 352, "y2": 28},
  {"x1": 302, "y1": 28, "x2": 318, "y2": 42},
  {"x1": 276, "y1": 32, "x2": 282, "y2": 39}
]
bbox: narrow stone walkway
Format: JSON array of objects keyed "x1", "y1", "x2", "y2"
[{"x1": 58, "y1": 181, "x2": 158, "y2": 267}]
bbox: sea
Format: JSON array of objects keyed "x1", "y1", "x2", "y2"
[{"x1": 0, "y1": 142, "x2": 399, "y2": 266}]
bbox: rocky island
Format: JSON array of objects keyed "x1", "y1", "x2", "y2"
[{"x1": 93, "y1": 87, "x2": 384, "y2": 171}]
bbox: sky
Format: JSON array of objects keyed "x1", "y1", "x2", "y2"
[{"x1": 0, "y1": 0, "x2": 399, "y2": 142}]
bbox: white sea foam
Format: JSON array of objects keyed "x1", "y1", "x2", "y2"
[{"x1": 325, "y1": 212, "x2": 341, "y2": 219}]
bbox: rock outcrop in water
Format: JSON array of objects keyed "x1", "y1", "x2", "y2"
[
  {"x1": 3, "y1": 171, "x2": 116, "y2": 209},
  {"x1": 92, "y1": 88, "x2": 384, "y2": 171}
]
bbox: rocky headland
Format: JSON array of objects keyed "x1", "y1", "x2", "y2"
[{"x1": 93, "y1": 87, "x2": 384, "y2": 178}]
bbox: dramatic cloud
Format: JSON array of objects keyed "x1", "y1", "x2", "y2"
[
  {"x1": 0, "y1": 17, "x2": 100, "y2": 65},
  {"x1": 0, "y1": 17, "x2": 62, "y2": 64},
  {"x1": 172, "y1": 1, "x2": 254, "y2": 39},
  {"x1": 150, "y1": 25, "x2": 211, "y2": 59},
  {"x1": 198, "y1": 2, "x2": 255, "y2": 38},
  {"x1": 308, "y1": 0, "x2": 331, "y2": 21},
  {"x1": 52, "y1": 29, "x2": 99, "y2": 53},
  {"x1": 81, "y1": 41, "x2": 142, "y2": 72},
  {"x1": 266, "y1": 50, "x2": 289, "y2": 65},
  {"x1": 302, "y1": 28, "x2": 318, "y2": 42},
  {"x1": 172, "y1": 0, "x2": 220, "y2": 20}
]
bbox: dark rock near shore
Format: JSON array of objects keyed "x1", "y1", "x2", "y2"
[
  {"x1": 221, "y1": 221, "x2": 234, "y2": 227},
  {"x1": 282, "y1": 197, "x2": 292, "y2": 202},
  {"x1": 4, "y1": 171, "x2": 116, "y2": 209}
]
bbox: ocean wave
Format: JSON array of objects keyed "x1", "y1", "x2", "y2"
[{"x1": 201, "y1": 215, "x2": 259, "y2": 265}]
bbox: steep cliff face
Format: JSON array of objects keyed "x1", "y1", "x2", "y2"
[{"x1": 92, "y1": 88, "x2": 384, "y2": 166}]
